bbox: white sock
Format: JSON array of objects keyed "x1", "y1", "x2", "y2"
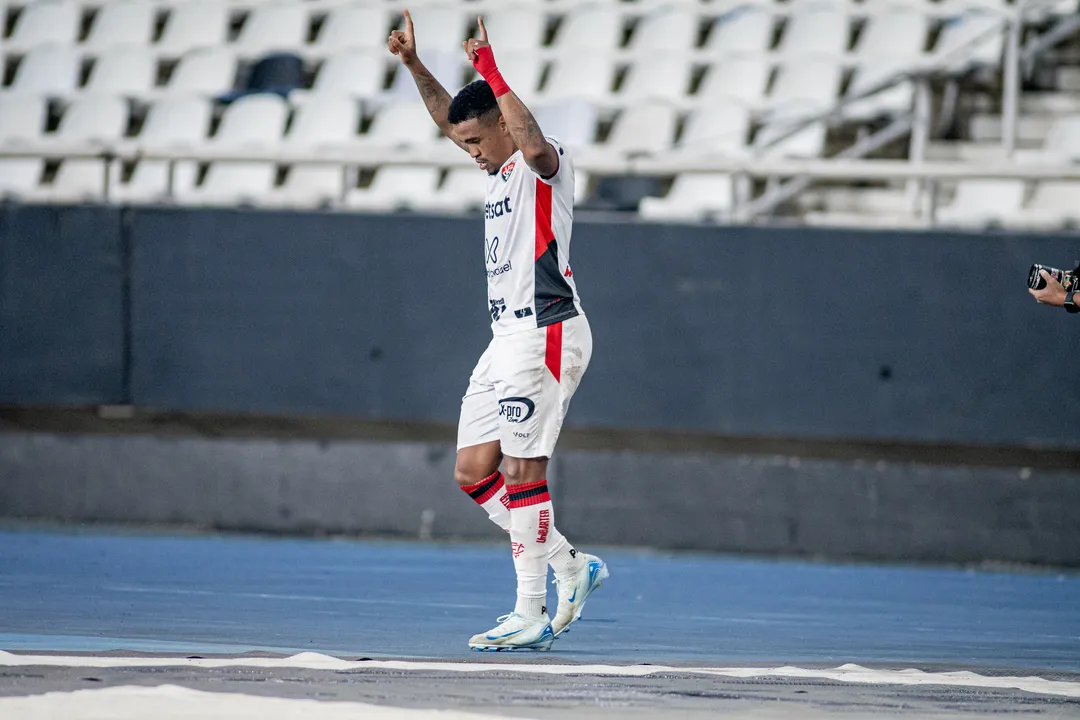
[
  {"x1": 459, "y1": 471, "x2": 510, "y2": 531},
  {"x1": 548, "y1": 536, "x2": 586, "y2": 577},
  {"x1": 508, "y1": 479, "x2": 556, "y2": 619}
]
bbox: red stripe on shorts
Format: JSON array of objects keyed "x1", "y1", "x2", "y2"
[{"x1": 545, "y1": 322, "x2": 562, "y2": 383}]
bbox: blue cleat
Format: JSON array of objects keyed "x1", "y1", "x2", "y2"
[{"x1": 552, "y1": 554, "x2": 609, "y2": 637}]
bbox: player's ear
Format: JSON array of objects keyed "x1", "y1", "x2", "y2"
[{"x1": 497, "y1": 113, "x2": 508, "y2": 135}]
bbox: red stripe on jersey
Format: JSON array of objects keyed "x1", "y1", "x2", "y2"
[
  {"x1": 545, "y1": 322, "x2": 562, "y2": 383},
  {"x1": 534, "y1": 179, "x2": 554, "y2": 261}
]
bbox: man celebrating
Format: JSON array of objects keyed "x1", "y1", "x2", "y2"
[{"x1": 389, "y1": 12, "x2": 608, "y2": 651}]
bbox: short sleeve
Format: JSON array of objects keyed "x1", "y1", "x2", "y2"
[{"x1": 538, "y1": 136, "x2": 572, "y2": 186}]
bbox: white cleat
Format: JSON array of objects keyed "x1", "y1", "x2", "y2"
[
  {"x1": 468, "y1": 612, "x2": 555, "y2": 652},
  {"x1": 552, "y1": 553, "x2": 609, "y2": 638}
]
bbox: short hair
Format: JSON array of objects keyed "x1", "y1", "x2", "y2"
[{"x1": 448, "y1": 80, "x2": 499, "y2": 125}]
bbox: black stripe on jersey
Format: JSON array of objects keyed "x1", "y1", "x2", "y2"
[{"x1": 535, "y1": 239, "x2": 579, "y2": 327}]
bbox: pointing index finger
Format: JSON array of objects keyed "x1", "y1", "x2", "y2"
[
  {"x1": 477, "y1": 15, "x2": 487, "y2": 42},
  {"x1": 404, "y1": 9, "x2": 414, "y2": 39}
]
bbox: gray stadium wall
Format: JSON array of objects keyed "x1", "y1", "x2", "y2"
[{"x1": 2, "y1": 203, "x2": 1077, "y2": 448}]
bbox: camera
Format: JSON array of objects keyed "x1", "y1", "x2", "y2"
[{"x1": 1028, "y1": 262, "x2": 1079, "y2": 291}]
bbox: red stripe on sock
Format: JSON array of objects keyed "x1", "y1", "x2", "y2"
[
  {"x1": 545, "y1": 322, "x2": 562, "y2": 383},
  {"x1": 461, "y1": 471, "x2": 504, "y2": 505},
  {"x1": 507, "y1": 479, "x2": 551, "y2": 508}
]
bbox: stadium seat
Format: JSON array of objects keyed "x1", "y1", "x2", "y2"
[
  {"x1": 476, "y1": 7, "x2": 548, "y2": 50},
  {"x1": 0, "y1": 95, "x2": 46, "y2": 199},
  {"x1": 537, "y1": 51, "x2": 615, "y2": 102},
  {"x1": 639, "y1": 173, "x2": 735, "y2": 221},
  {"x1": 776, "y1": 5, "x2": 850, "y2": 57},
  {"x1": 310, "y1": 5, "x2": 390, "y2": 55},
  {"x1": 388, "y1": 50, "x2": 465, "y2": 100},
  {"x1": 704, "y1": 6, "x2": 774, "y2": 56},
  {"x1": 766, "y1": 59, "x2": 843, "y2": 116},
  {"x1": 403, "y1": 5, "x2": 469, "y2": 51},
  {"x1": 409, "y1": 167, "x2": 484, "y2": 214},
  {"x1": 933, "y1": 8, "x2": 1006, "y2": 70},
  {"x1": 484, "y1": 52, "x2": 545, "y2": 103},
  {"x1": 177, "y1": 93, "x2": 288, "y2": 206},
  {"x1": 695, "y1": 57, "x2": 771, "y2": 109},
  {"x1": 82, "y1": 46, "x2": 157, "y2": 97},
  {"x1": 114, "y1": 96, "x2": 209, "y2": 203},
  {"x1": 631, "y1": 8, "x2": 701, "y2": 54},
  {"x1": 310, "y1": 51, "x2": 386, "y2": 99},
  {"x1": 618, "y1": 56, "x2": 693, "y2": 103},
  {"x1": 156, "y1": 1, "x2": 230, "y2": 57},
  {"x1": 83, "y1": 0, "x2": 157, "y2": 52},
  {"x1": 270, "y1": 96, "x2": 359, "y2": 207},
  {"x1": 42, "y1": 95, "x2": 129, "y2": 202},
  {"x1": 359, "y1": 101, "x2": 440, "y2": 148},
  {"x1": 5, "y1": 0, "x2": 80, "y2": 54},
  {"x1": 1017, "y1": 181, "x2": 1080, "y2": 228},
  {"x1": 677, "y1": 105, "x2": 752, "y2": 158},
  {"x1": 842, "y1": 58, "x2": 915, "y2": 121},
  {"x1": 1043, "y1": 116, "x2": 1080, "y2": 157},
  {"x1": 165, "y1": 48, "x2": 238, "y2": 97},
  {"x1": 853, "y1": 5, "x2": 927, "y2": 61},
  {"x1": 232, "y1": 3, "x2": 309, "y2": 57},
  {"x1": 935, "y1": 179, "x2": 1025, "y2": 227},
  {"x1": 5, "y1": 45, "x2": 82, "y2": 97},
  {"x1": 601, "y1": 103, "x2": 677, "y2": 156},
  {"x1": 532, "y1": 100, "x2": 598, "y2": 150},
  {"x1": 345, "y1": 166, "x2": 441, "y2": 211},
  {"x1": 552, "y1": 6, "x2": 625, "y2": 50},
  {"x1": 755, "y1": 119, "x2": 828, "y2": 158}
]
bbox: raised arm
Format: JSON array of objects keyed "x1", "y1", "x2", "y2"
[
  {"x1": 388, "y1": 10, "x2": 464, "y2": 148},
  {"x1": 464, "y1": 17, "x2": 559, "y2": 178}
]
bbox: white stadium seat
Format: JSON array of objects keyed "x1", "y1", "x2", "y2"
[
  {"x1": 854, "y1": 6, "x2": 927, "y2": 61},
  {"x1": 553, "y1": 6, "x2": 624, "y2": 50},
  {"x1": 270, "y1": 96, "x2": 359, "y2": 208},
  {"x1": 166, "y1": 48, "x2": 237, "y2": 97},
  {"x1": 477, "y1": 7, "x2": 547, "y2": 50},
  {"x1": 705, "y1": 6, "x2": 774, "y2": 56},
  {"x1": 360, "y1": 102, "x2": 440, "y2": 148},
  {"x1": 156, "y1": 1, "x2": 230, "y2": 57},
  {"x1": 532, "y1": 100, "x2": 598, "y2": 150},
  {"x1": 346, "y1": 166, "x2": 441, "y2": 211},
  {"x1": 388, "y1": 50, "x2": 465, "y2": 100},
  {"x1": 232, "y1": 3, "x2": 309, "y2": 57},
  {"x1": 178, "y1": 94, "x2": 288, "y2": 206},
  {"x1": 7, "y1": 45, "x2": 82, "y2": 97},
  {"x1": 311, "y1": 5, "x2": 390, "y2": 55},
  {"x1": 6, "y1": 0, "x2": 80, "y2": 53},
  {"x1": 603, "y1": 103, "x2": 677, "y2": 155},
  {"x1": 83, "y1": 46, "x2": 156, "y2": 97},
  {"x1": 766, "y1": 59, "x2": 843, "y2": 115},
  {"x1": 776, "y1": 6, "x2": 850, "y2": 57},
  {"x1": 311, "y1": 52, "x2": 386, "y2": 99},
  {"x1": 618, "y1": 56, "x2": 693, "y2": 103},
  {"x1": 538, "y1": 52, "x2": 615, "y2": 102},
  {"x1": 696, "y1": 57, "x2": 771, "y2": 109},
  {"x1": 639, "y1": 173, "x2": 735, "y2": 221},
  {"x1": 935, "y1": 179, "x2": 1025, "y2": 227},
  {"x1": 410, "y1": 167, "x2": 485, "y2": 214},
  {"x1": 1043, "y1": 116, "x2": 1080, "y2": 158},
  {"x1": 842, "y1": 58, "x2": 915, "y2": 120},
  {"x1": 83, "y1": 0, "x2": 156, "y2": 52},
  {"x1": 933, "y1": 9, "x2": 1006, "y2": 70},
  {"x1": 115, "y1": 96, "x2": 210, "y2": 203},
  {"x1": 1017, "y1": 182, "x2": 1080, "y2": 228},
  {"x1": 631, "y1": 9, "x2": 700, "y2": 54},
  {"x1": 0, "y1": 95, "x2": 47, "y2": 199},
  {"x1": 404, "y1": 5, "x2": 469, "y2": 51},
  {"x1": 485, "y1": 53, "x2": 545, "y2": 103},
  {"x1": 678, "y1": 105, "x2": 752, "y2": 158},
  {"x1": 44, "y1": 95, "x2": 129, "y2": 202},
  {"x1": 755, "y1": 120, "x2": 828, "y2": 159}
]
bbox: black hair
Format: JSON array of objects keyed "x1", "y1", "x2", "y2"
[{"x1": 448, "y1": 79, "x2": 500, "y2": 125}]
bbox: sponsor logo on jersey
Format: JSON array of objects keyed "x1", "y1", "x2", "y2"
[
  {"x1": 486, "y1": 236, "x2": 499, "y2": 263},
  {"x1": 487, "y1": 261, "x2": 512, "y2": 278},
  {"x1": 498, "y1": 396, "x2": 535, "y2": 423},
  {"x1": 500, "y1": 160, "x2": 516, "y2": 182},
  {"x1": 514, "y1": 307, "x2": 533, "y2": 319},
  {"x1": 489, "y1": 298, "x2": 506, "y2": 322},
  {"x1": 485, "y1": 196, "x2": 513, "y2": 219},
  {"x1": 537, "y1": 509, "x2": 550, "y2": 543}
]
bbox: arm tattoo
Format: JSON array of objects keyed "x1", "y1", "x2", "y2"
[{"x1": 410, "y1": 67, "x2": 452, "y2": 133}]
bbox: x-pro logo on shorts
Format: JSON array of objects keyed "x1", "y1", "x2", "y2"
[
  {"x1": 499, "y1": 396, "x2": 535, "y2": 423},
  {"x1": 486, "y1": 236, "x2": 499, "y2": 264}
]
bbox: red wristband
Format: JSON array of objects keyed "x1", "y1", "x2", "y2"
[{"x1": 472, "y1": 46, "x2": 510, "y2": 98}]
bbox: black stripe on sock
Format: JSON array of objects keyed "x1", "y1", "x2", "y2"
[{"x1": 468, "y1": 474, "x2": 501, "y2": 500}]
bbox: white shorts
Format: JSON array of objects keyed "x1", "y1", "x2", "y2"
[{"x1": 457, "y1": 314, "x2": 592, "y2": 459}]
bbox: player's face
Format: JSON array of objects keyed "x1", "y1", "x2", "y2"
[{"x1": 453, "y1": 115, "x2": 513, "y2": 175}]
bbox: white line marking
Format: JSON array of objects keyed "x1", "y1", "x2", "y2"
[
  {"x1": 1, "y1": 651, "x2": 1077, "y2": 698},
  {"x1": 0, "y1": 684, "x2": 519, "y2": 719}
]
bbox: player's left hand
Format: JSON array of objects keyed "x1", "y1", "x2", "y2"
[
  {"x1": 1029, "y1": 269, "x2": 1067, "y2": 306},
  {"x1": 463, "y1": 15, "x2": 490, "y2": 63}
]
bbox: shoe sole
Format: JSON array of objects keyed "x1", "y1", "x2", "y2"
[
  {"x1": 553, "y1": 560, "x2": 609, "y2": 639},
  {"x1": 468, "y1": 642, "x2": 554, "y2": 652}
]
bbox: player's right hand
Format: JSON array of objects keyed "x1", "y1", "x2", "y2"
[{"x1": 388, "y1": 10, "x2": 419, "y2": 67}]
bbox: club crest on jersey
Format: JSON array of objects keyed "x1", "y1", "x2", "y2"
[{"x1": 500, "y1": 160, "x2": 516, "y2": 182}]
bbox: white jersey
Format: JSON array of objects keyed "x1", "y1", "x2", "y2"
[{"x1": 483, "y1": 138, "x2": 582, "y2": 336}]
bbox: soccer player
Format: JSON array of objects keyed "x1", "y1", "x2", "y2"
[{"x1": 389, "y1": 11, "x2": 608, "y2": 651}]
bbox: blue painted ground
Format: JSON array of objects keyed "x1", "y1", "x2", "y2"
[{"x1": 0, "y1": 528, "x2": 1077, "y2": 671}]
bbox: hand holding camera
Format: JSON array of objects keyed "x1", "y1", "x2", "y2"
[{"x1": 1028, "y1": 263, "x2": 1079, "y2": 312}]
